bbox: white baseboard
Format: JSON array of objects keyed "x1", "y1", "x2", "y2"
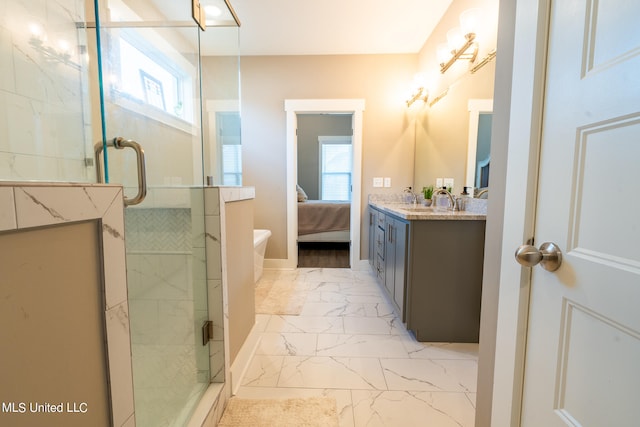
[{"x1": 229, "y1": 321, "x2": 262, "y2": 396}]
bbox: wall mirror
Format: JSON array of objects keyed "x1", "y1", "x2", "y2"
[
  {"x1": 466, "y1": 99, "x2": 493, "y2": 195},
  {"x1": 412, "y1": 72, "x2": 496, "y2": 197}
]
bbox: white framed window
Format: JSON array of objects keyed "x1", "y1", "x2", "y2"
[
  {"x1": 216, "y1": 111, "x2": 242, "y2": 185},
  {"x1": 319, "y1": 136, "x2": 352, "y2": 201},
  {"x1": 222, "y1": 144, "x2": 242, "y2": 185},
  {"x1": 114, "y1": 29, "x2": 193, "y2": 124},
  {"x1": 105, "y1": 0, "x2": 198, "y2": 134}
]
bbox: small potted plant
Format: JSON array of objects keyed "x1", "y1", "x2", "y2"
[{"x1": 422, "y1": 185, "x2": 434, "y2": 206}]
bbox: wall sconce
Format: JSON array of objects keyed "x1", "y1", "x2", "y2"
[
  {"x1": 406, "y1": 73, "x2": 429, "y2": 107},
  {"x1": 406, "y1": 86, "x2": 428, "y2": 107},
  {"x1": 438, "y1": 8, "x2": 480, "y2": 73}
]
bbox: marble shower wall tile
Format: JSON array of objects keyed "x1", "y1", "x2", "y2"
[
  {"x1": 1, "y1": 0, "x2": 91, "y2": 182},
  {"x1": 14, "y1": 185, "x2": 120, "y2": 228},
  {"x1": 127, "y1": 253, "x2": 194, "y2": 301}
]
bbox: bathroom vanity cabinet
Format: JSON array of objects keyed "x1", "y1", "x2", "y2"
[
  {"x1": 369, "y1": 209, "x2": 408, "y2": 319},
  {"x1": 368, "y1": 204, "x2": 486, "y2": 342}
]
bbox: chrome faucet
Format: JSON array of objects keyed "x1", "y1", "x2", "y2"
[
  {"x1": 475, "y1": 188, "x2": 489, "y2": 199},
  {"x1": 433, "y1": 188, "x2": 455, "y2": 210},
  {"x1": 410, "y1": 192, "x2": 418, "y2": 205},
  {"x1": 403, "y1": 187, "x2": 419, "y2": 205}
]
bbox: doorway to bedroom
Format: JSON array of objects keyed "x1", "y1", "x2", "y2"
[
  {"x1": 296, "y1": 113, "x2": 353, "y2": 268},
  {"x1": 285, "y1": 99, "x2": 365, "y2": 270}
]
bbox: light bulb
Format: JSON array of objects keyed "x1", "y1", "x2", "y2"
[
  {"x1": 412, "y1": 72, "x2": 427, "y2": 88},
  {"x1": 437, "y1": 43, "x2": 450, "y2": 64},
  {"x1": 446, "y1": 28, "x2": 465, "y2": 51},
  {"x1": 29, "y1": 23, "x2": 44, "y2": 38},
  {"x1": 460, "y1": 8, "x2": 481, "y2": 36},
  {"x1": 58, "y1": 39, "x2": 70, "y2": 53},
  {"x1": 205, "y1": 5, "x2": 222, "y2": 17}
]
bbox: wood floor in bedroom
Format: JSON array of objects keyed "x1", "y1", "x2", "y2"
[{"x1": 297, "y1": 242, "x2": 350, "y2": 268}]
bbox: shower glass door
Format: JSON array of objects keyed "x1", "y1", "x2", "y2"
[{"x1": 94, "y1": 1, "x2": 210, "y2": 425}]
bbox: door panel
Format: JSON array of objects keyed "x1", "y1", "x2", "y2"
[
  {"x1": 93, "y1": 3, "x2": 210, "y2": 425},
  {"x1": 569, "y1": 118, "x2": 640, "y2": 265},
  {"x1": 520, "y1": 0, "x2": 640, "y2": 425},
  {"x1": 555, "y1": 301, "x2": 640, "y2": 426}
]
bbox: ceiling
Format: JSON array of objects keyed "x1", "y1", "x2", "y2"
[{"x1": 200, "y1": 0, "x2": 453, "y2": 56}]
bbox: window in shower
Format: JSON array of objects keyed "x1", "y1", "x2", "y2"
[
  {"x1": 115, "y1": 32, "x2": 192, "y2": 122},
  {"x1": 106, "y1": 1, "x2": 197, "y2": 132}
]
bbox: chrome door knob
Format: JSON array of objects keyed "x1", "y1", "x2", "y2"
[{"x1": 515, "y1": 242, "x2": 562, "y2": 271}]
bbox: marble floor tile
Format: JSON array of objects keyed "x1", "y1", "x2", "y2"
[
  {"x1": 401, "y1": 340, "x2": 479, "y2": 360},
  {"x1": 240, "y1": 355, "x2": 284, "y2": 387},
  {"x1": 301, "y1": 301, "x2": 396, "y2": 318},
  {"x1": 260, "y1": 269, "x2": 303, "y2": 282},
  {"x1": 351, "y1": 390, "x2": 476, "y2": 427},
  {"x1": 234, "y1": 267, "x2": 479, "y2": 427},
  {"x1": 305, "y1": 281, "x2": 384, "y2": 294},
  {"x1": 300, "y1": 302, "x2": 372, "y2": 317},
  {"x1": 316, "y1": 334, "x2": 410, "y2": 358},
  {"x1": 265, "y1": 314, "x2": 345, "y2": 334},
  {"x1": 305, "y1": 289, "x2": 388, "y2": 305},
  {"x1": 256, "y1": 332, "x2": 318, "y2": 356},
  {"x1": 381, "y1": 358, "x2": 478, "y2": 392},
  {"x1": 277, "y1": 356, "x2": 388, "y2": 390},
  {"x1": 352, "y1": 270, "x2": 379, "y2": 283},
  {"x1": 298, "y1": 268, "x2": 355, "y2": 283},
  {"x1": 343, "y1": 316, "x2": 406, "y2": 336}
]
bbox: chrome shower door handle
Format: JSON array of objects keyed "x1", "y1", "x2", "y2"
[
  {"x1": 94, "y1": 137, "x2": 147, "y2": 206},
  {"x1": 515, "y1": 242, "x2": 563, "y2": 272}
]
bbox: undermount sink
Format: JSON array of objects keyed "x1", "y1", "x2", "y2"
[{"x1": 401, "y1": 206, "x2": 434, "y2": 212}]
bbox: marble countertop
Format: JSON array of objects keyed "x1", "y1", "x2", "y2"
[{"x1": 369, "y1": 201, "x2": 486, "y2": 221}]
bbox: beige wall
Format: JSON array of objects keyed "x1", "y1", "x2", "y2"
[
  {"x1": 240, "y1": 54, "x2": 418, "y2": 260},
  {"x1": 224, "y1": 199, "x2": 255, "y2": 364},
  {"x1": 413, "y1": 0, "x2": 499, "y2": 193}
]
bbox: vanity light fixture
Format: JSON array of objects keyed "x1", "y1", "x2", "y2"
[
  {"x1": 28, "y1": 22, "x2": 81, "y2": 69},
  {"x1": 406, "y1": 86, "x2": 429, "y2": 107},
  {"x1": 439, "y1": 8, "x2": 480, "y2": 74},
  {"x1": 406, "y1": 72, "x2": 429, "y2": 107},
  {"x1": 470, "y1": 49, "x2": 497, "y2": 74}
]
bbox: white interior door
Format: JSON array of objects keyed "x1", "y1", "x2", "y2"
[{"x1": 519, "y1": 0, "x2": 640, "y2": 425}]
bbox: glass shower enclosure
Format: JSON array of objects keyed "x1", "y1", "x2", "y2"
[{"x1": 0, "y1": 0, "x2": 240, "y2": 425}]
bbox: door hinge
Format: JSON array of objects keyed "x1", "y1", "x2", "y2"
[{"x1": 202, "y1": 320, "x2": 213, "y2": 345}]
